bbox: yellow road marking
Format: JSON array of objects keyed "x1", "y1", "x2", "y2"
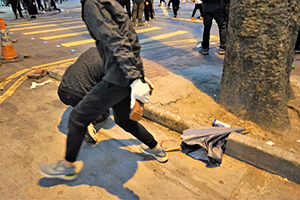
[
  {"x1": 22, "y1": 25, "x2": 86, "y2": 35},
  {"x1": 40, "y1": 31, "x2": 89, "y2": 40},
  {"x1": 0, "y1": 61, "x2": 76, "y2": 104},
  {"x1": 6, "y1": 18, "x2": 80, "y2": 28},
  {"x1": 161, "y1": 6, "x2": 170, "y2": 18},
  {"x1": 0, "y1": 58, "x2": 77, "y2": 88},
  {"x1": 61, "y1": 21, "x2": 85, "y2": 25},
  {"x1": 139, "y1": 30, "x2": 188, "y2": 44},
  {"x1": 6, "y1": 17, "x2": 74, "y2": 26},
  {"x1": 0, "y1": 75, "x2": 28, "y2": 104},
  {"x1": 9, "y1": 24, "x2": 58, "y2": 31},
  {"x1": 135, "y1": 27, "x2": 161, "y2": 33},
  {"x1": 61, "y1": 39, "x2": 94, "y2": 47},
  {"x1": 60, "y1": 27, "x2": 164, "y2": 47},
  {"x1": 67, "y1": 8, "x2": 82, "y2": 12}
]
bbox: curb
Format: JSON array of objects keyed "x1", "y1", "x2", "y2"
[
  {"x1": 143, "y1": 103, "x2": 300, "y2": 184},
  {"x1": 48, "y1": 67, "x2": 300, "y2": 184}
]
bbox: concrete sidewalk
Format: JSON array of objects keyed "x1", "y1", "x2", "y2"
[{"x1": 48, "y1": 55, "x2": 300, "y2": 185}]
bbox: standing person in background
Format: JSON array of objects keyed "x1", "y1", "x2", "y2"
[
  {"x1": 144, "y1": 0, "x2": 151, "y2": 25},
  {"x1": 23, "y1": 0, "x2": 38, "y2": 18},
  {"x1": 199, "y1": 0, "x2": 226, "y2": 55},
  {"x1": 117, "y1": 0, "x2": 131, "y2": 19},
  {"x1": 190, "y1": 0, "x2": 202, "y2": 20},
  {"x1": 36, "y1": 0, "x2": 45, "y2": 12},
  {"x1": 38, "y1": 0, "x2": 168, "y2": 181},
  {"x1": 149, "y1": 0, "x2": 155, "y2": 20},
  {"x1": 10, "y1": 0, "x2": 24, "y2": 19},
  {"x1": 167, "y1": 0, "x2": 172, "y2": 10},
  {"x1": 172, "y1": 0, "x2": 179, "y2": 18},
  {"x1": 50, "y1": 0, "x2": 61, "y2": 11},
  {"x1": 158, "y1": 0, "x2": 166, "y2": 7},
  {"x1": 132, "y1": 0, "x2": 145, "y2": 26},
  {"x1": 295, "y1": 29, "x2": 300, "y2": 54}
]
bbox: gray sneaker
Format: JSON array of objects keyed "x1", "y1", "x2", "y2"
[
  {"x1": 140, "y1": 144, "x2": 168, "y2": 163},
  {"x1": 199, "y1": 47, "x2": 209, "y2": 55},
  {"x1": 38, "y1": 160, "x2": 77, "y2": 181},
  {"x1": 219, "y1": 48, "x2": 225, "y2": 55}
]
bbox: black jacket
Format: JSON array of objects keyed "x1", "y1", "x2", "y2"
[
  {"x1": 83, "y1": 0, "x2": 144, "y2": 87},
  {"x1": 60, "y1": 47, "x2": 105, "y2": 97}
]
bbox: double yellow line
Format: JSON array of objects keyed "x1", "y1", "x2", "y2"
[{"x1": 0, "y1": 58, "x2": 77, "y2": 104}]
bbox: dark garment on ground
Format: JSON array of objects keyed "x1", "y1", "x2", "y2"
[{"x1": 201, "y1": 0, "x2": 226, "y2": 49}]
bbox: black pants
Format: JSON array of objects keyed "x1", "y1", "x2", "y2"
[
  {"x1": 118, "y1": 0, "x2": 131, "y2": 19},
  {"x1": 191, "y1": 4, "x2": 203, "y2": 17},
  {"x1": 201, "y1": 9, "x2": 226, "y2": 49},
  {"x1": 58, "y1": 85, "x2": 109, "y2": 125},
  {"x1": 296, "y1": 29, "x2": 300, "y2": 50},
  {"x1": 144, "y1": 1, "x2": 150, "y2": 21},
  {"x1": 172, "y1": 0, "x2": 179, "y2": 16},
  {"x1": 10, "y1": 0, "x2": 23, "y2": 18},
  {"x1": 64, "y1": 80, "x2": 157, "y2": 162}
]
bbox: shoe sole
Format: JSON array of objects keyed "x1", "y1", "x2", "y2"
[
  {"x1": 140, "y1": 147, "x2": 168, "y2": 163},
  {"x1": 85, "y1": 125, "x2": 98, "y2": 144},
  {"x1": 38, "y1": 168, "x2": 78, "y2": 181}
]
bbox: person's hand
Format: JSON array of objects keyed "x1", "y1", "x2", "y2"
[{"x1": 130, "y1": 79, "x2": 151, "y2": 109}]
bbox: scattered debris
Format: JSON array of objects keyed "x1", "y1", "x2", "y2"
[
  {"x1": 0, "y1": 86, "x2": 4, "y2": 91},
  {"x1": 27, "y1": 69, "x2": 47, "y2": 79},
  {"x1": 56, "y1": 45, "x2": 61, "y2": 47},
  {"x1": 212, "y1": 119, "x2": 231, "y2": 128},
  {"x1": 284, "y1": 178, "x2": 289, "y2": 184},
  {"x1": 266, "y1": 141, "x2": 275, "y2": 146},
  {"x1": 297, "y1": 140, "x2": 300, "y2": 143},
  {"x1": 44, "y1": 41, "x2": 48, "y2": 43},
  {"x1": 12, "y1": 39, "x2": 18, "y2": 43},
  {"x1": 30, "y1": 80, "x2": 52, "y2": 89},
  {"x1": 71, "y1": 49, "x2": 76, "y2": 52},
  {"x1": 292, "y1": 65, "x2": 295, "y2": 69},
  {"x1": 0, "y1": 76, "x2": 6, "y2": 83},
  {"x1": 23, "y1": 54, "x2": 31, "y2": 59}
]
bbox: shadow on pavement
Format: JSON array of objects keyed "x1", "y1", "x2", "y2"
[{"x1": 38, "y1": 138, "x2": 148, "y2": 200}]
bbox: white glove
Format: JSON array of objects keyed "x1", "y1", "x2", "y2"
[{"x1": 130, "y1": 79, "x2": 151, "y2": 109}]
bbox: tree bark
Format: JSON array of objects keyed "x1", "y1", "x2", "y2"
[{"x1": 219, "y1": 0, "x2": 300, "y2": 132}]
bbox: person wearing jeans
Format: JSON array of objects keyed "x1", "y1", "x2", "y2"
[
  {"x1": 38, "y1": 0, "x2": 168, "y2": 181},
  {"x1": 132, "y1": 0, "x2": 145, "y2": 26}
]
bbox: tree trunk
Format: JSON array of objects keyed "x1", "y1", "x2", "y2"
[{"x1": 219, "y1": 0, "x2": 300, "y2": 132}]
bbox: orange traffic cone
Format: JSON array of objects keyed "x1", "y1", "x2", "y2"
[{"x1": 0, "y1": 18, "x2": 23, "y2": 63}]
